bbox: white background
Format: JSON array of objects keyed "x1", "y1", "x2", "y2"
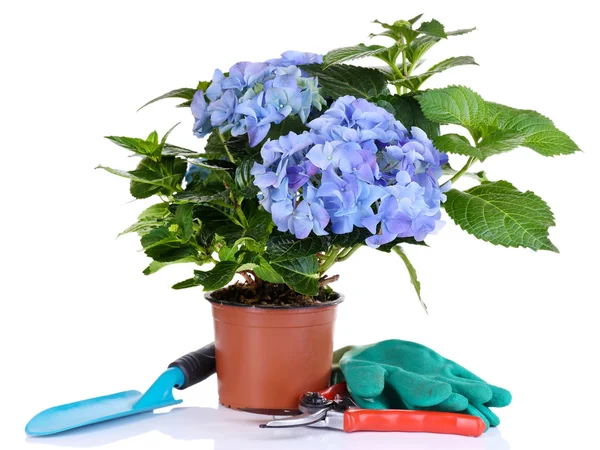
[{"x1": 1, "y1": 1, "x2": 598, "y2": 449}]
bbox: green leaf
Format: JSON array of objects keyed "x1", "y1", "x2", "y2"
[
  {"x1": 119, "y1": 203, "x2": 171, "y2": 237},
  {"x1": 323, "y1": 44, "x2": 390, "y2": 68},
  {"x1": 417, "y1": 86, "x2": 488, "y2": 139},
  {"x1": 377, "y1": 237, "x2": 427, "y2": 253},
  {"x1": 477, "y1": 130, "x2": 526, "y2": 159},
  {"x1": 172, "y1": 261, "x2": 239, "y2": 291},
  {"x1": 177, "y1": 168, "x2": 234, "y2": 206},
  {"x1": 119, "y1": 220, "x2": 162, "y2": 237},
  {"x1": 145, "y1": 245, "x2": 198, "y2": 263},
  {"x1": 418, "y1": 88, "x2": 579, "y2": 156},
  {"x1": 324, "y1": 227, "x2": 368, "y2": 248},
  {"x1": 235, "y1": 158, "x2": 259, "y2": 196},
  {"x1": 406, "y1": 27, "x2": 475, "y2": 65},
  {"x1": 140, "y1": 203, "x2": 171, "y2": 220},
  {"x1": 375, "y1": 94, "x2": 440, "y2": 138},
  {"x1": 392, "y1": 246, "x2": 426, "y2": 313},
  {"x1": 137, "y1": 87, "x2": 198, "y2": 112},
  {"x1": 406, "y1": 35, "x2": 440, "y2": 64},
  {"x1": 130, "y1": 157, "x2": 187, "y2": 199},
  {"x1": 433, "y1": 131, "x2": 525, "y2": 161},
  {"x1": 252, "y1": 255, "x2": 285, "y2": 284},
  {"x1": 143, "y1": 254, "x2": 204, "y2": 276},
  {"x1": 203, "y1": 132, "x2": 254, "y2": 160},
  {"x1": 105, "y1": 135, "x2": 161, "y2": 160},
  {"x1": 204, "y1": 131, "x2": 229, "y2": 158},
  {"x1": 97, "y1": 156, "x2": 186, "y2": 199},
  {"x1": 218, "y1": 245, "x2": 238, "y2": 262},
  {"x1": 302, "y1": 64, "x2": 390, "y2": 99},
  {"x1": 161, "y1": 145, "x2": 203, "y2": 158},
  {"x1": 391, "y1": 56, "x2": 478, "y2": 91},
  {"x1": 266, "y1": 233, "x2": 326, "y2": 262},
  {"x1": 432, "y1": 133, "x2": 475, "y2": 157},
  {"x1": 176, "y1": 190, "x2": 230, "y2": 204},
  {"x1": 106, "y1": 125, "x2": 180, "y2": 161},
  {"x1": 174, "y1": 203, "x2": 195, "y2": 241},
  {"x1": 216, "y1": 207, "x2": 273, "y2": 250},
  {"x1": 141, "y1": 226, "x2": 180, "y2": 251},
  {"x1": 447, "y1": 27, "x2": 476, "y2": 36},
  {"x1": 159, "y1": 123, "x2": 179, "y2": 150},
  {"x1": 417, "y1": 19, "x2": 447, "y2": 38},
  {"x1": 147, "y1": 131, "x2": 159, "y2": 144},
  {"x1": 372, "y1": 19, "x2": 418, "y2": 43},
  {"x1": 271, "y1": 256, "x2": 319, "y2": 295},
  {"x1": 487, "y1": 103, "x2": 580, "y2": 156},
  {"x1": 408, "y1": 13, "x2": 424, "y2": 25},
  {"x1": 444, "y1": 181, "x2": 558, "y2": 252},
  {"x1": 192, "y1": 159, "x2": 237, "y2": 171}
]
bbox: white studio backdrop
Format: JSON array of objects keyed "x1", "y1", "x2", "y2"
[{"x1": 1, "y1": 1, "x2": 598, "y2": 449}]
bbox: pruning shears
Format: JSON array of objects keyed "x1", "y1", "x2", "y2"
[{"x1": 260, "y1": 382, "x2": 486, "y2": 437}]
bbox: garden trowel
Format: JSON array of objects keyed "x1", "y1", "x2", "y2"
[{"x1": 25, "y1": 343, "x2": 216, "y2": 436}]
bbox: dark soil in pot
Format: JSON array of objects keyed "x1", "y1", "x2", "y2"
[{"x1": 209, "y1": 280, "x2": 340, "y2": 307}]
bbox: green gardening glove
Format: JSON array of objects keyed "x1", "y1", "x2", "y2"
[{"x1": 333, "y1": 340, "x2": 512, "y2": 429}]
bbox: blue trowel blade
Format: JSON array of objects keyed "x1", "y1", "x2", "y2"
[{"x1": 26, "y1": 367, "x2": 184, "y2": 436}]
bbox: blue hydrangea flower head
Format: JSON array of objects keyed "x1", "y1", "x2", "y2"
[
  {"x1": 268, "y1": 51, "x2": 323, "y2": 67},
  {"x1": 253, "y1": 96, "x2": 449, "y2": 246},
  {"x1": 191, "y1": 52, "x2": 325, "y2": 147}
]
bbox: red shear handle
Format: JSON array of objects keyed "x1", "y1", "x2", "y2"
[{"x1": 343, "y1": 409, "x2": 486, "y2": 437}]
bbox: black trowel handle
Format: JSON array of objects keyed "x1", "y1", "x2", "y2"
[{"x1": 168, "y1": 342, "x2": 216, "y2": 390}]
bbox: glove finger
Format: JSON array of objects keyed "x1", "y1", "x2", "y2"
[
  {"x1": 446, "y1": 377, "x2": 493, "y2": 404},
  {"x1": 388, "y1": 370, "x2": 452, "y2": 407},
  {"x1": 351, "y1": 382, "x2": 411, "y2": 410},
  {"x1": 486, "y1": 384, "x2": 512, "y2": 408},
  {"x1": 435, "y1": 393, "x2": 470, "y2": 412},
  {"x1": 451, "y1": 364, "x2": 511, "y2": 408},
  {"x1": 341, "y1": 360, "x2": 387, "y2": 398},
  {"x1": 402, "y1": 392, "x2": 468, "y2": 412},
  {"x1": 472, "y1": 403, "x2": 501, "y2": 427},
  {"x1": 464, "y1": 404, "x2": 490, "y2": 431},
  {"x1": 350, "y1": 394, "x2": 391, "y2": 410}
]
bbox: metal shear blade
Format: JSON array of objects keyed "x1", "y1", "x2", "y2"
[{"x1": 259, "y1": 407, "x2": 330, "y2": 428}]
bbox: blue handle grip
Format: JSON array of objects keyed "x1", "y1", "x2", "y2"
[{"x1": 168, "y1": 342, "x2": 216, "y2": 390}]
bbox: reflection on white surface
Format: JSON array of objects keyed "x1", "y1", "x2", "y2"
[{"x1": 25, "y1": 405, "x2": 511, "y2": 450}]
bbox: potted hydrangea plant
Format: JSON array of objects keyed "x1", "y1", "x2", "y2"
[{"x1": 100, "y1": 16, "x2": 579, "y2": 412}]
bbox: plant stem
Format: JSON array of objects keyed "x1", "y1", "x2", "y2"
[
  {"x1": 319, "y1": 274, "x2": 340, "y2": 287},
  {"x1": 235, "y1": 204, "x2": 249, "y2": 228},
  {"x1": 319, "y1": 246, "x2": 341, "y2": 275},
  {"x1": 400, "y1": 37, "x2": 408, "y2": 95},
  {"x1": 239, "y1": 271, "x2": 254, "y2": 285},
  {"x1": 390, "y1": 64, "x2": 404, "y2": 95},
  {"x1": 407, "y1": 59, "x2": 415, "y2": 76},
  {"x1": 218, "y1": 131, "x2": 236, "y2": 164},
  {"x1": 444, "y1": 156, "x2": 476, "y2": 187},
  {"x1": 316, "y1": 252, "x2": 328, "y2": 261},
  {"x1": 388, "y1": 38, "x2": 407, "y2": 96},
  {"x1": 337, "y1": 244, "x2": 363, "y2": 262},
  {"x1": 401, "y1": 42, "x2": 408, "y2": 78}
]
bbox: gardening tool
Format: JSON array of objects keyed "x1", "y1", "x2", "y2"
[
  {"x1": 332, "y1": 340, "x2": 512, "y2": 429},
  {"x1": 260, "y1": 382, "x2": 486, "y2": 436},
  {"x1": 25, "y1": 343, "x2": 216, "y2": 437}
]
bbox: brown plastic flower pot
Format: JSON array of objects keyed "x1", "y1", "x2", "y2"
[{"x1": 206, "y1": 292, "x2": 343, "y2": 414}]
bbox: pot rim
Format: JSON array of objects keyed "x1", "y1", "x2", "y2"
[{"x1": 204, "y1": 290, "x2": 344, "y2": 310}]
